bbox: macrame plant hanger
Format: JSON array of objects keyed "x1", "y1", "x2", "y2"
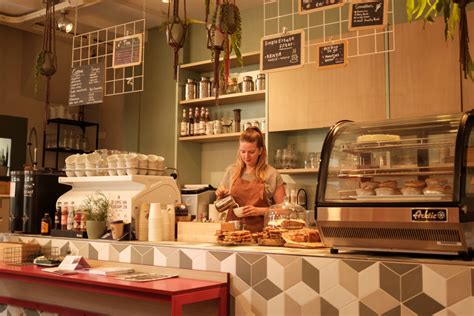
[{"x1": 167, "y1": 0, "x2": 188, "y2": 80}]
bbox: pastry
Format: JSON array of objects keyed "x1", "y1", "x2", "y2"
[
  {"x1": 361, "y1": 181, "x2": 380, "y2": 190},
  {"x1": 375, "y1": 187, "x2": 401, "y2": 196},
  {"x1": 401, "y1": 187, "x2": 423, "y2": 195},
  {"x1": 379, "y1": 180, "x2": 398, "y2": 189},
  {"x1": 283, "y1": 228, "x2": 321, "y2": 243},
  {"x1": 356, "y1": 134, "x2": 401, "y2": 143},
  {"x1": 423, "y1": 185, "x2": 446, "y2": 195},
  {"x1": 404, "y1": 180, "x2": 426, "y2": 188},
  {"x1": 356, "y1": 188, "x2": 375, "y2": 196},
  {"x1": 280, "y1": 219, "x2": 306, "y2": 230},
  {"x1": 425, "y1": 178, "x2": 448, "y2": 187}
]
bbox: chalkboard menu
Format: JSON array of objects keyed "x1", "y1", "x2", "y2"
[
  {"x1": 349, "y1": 0, "x2": 387, "y2": 31},
  {"x1": 112, "y1": 34, "x2": 142, "y2": 69},
  {"x1": 298, "y1": 0, "x2": 344, "y2": 15},
  {"x1": 68, "y1": 63, "x2": 104, "y2": 106},
  {"x1": 260, "y1": 30, "x2": 305, "y2": 73},
  {"x1": 317, "y1": 40, "x2": 348, "y2": 69}
]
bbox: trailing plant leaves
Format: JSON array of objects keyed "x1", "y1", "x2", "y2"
[{"x1": 407, "y1": 0, "x2": 415, "y2": 22}]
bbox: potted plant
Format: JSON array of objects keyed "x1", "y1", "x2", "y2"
[
  {"x1": 82, "y1": 192, "x2": 110, "y2": 239},
  {"x1": 407, "y1": 0, "x2": 473, "y2": 80},
  {"x1": 205, "y1": 0, "x2": 242, "y2": 101}
]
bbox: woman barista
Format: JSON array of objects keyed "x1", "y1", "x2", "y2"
[{"x1": 216, "y1": 127, "x2": 286, "y2": 232}]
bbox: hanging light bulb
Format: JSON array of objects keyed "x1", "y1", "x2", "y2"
[{"x1": 57, "y1": 9, "x2": 73, "y2": 33}]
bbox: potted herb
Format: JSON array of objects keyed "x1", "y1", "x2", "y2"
[
  {"x1": 82, "y1": 192, "x2": 110, "y2": 239},
  {"x1": 407, "y1": 0, "x2": 473, "y2": 80},
  {"x1": 205, "y1": 0, "x2": 242, "y2": 101}
]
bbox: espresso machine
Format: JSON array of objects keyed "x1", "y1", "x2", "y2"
[{"x1": 10, "y1": 169, "x2": 70, "y2": 234}]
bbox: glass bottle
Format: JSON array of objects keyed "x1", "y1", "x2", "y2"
[
  {"x1": 233, "y1": 109, "x2": 241, "y2": 132},
  {"x1": 61, "y1": 202, "x2": 68, "y2": 230},
  {"x1": 67, "y1": 201, "x2": 75, "y2": 230},
  {"x1": 180, "y1": 108, "x2": 188, "y2": 137},
  {"x1": 188, "y1": 108, "x2": 194, "y2": 136},
  {"x1": 199, "y1": 107, "x2": 206, "y2": 135},
  {"x1": 41, "y1": 213, "x2": 51, "y2": 235},
  {"x1": 54, "y1": 202, "x2": 61, "y2": 230},
  {"x1": 194, "y1": 107, "x2": 201, "y2": 135},
  {"x1": 274, "y1": 149, "x2": 282, "y2": 169}
]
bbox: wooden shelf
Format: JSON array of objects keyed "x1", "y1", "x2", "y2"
[
  {"x1": 180, "y1": 51, "x2": 260, "y2": 73},
  {"x1": 179, "y1": 133, "x2": 241, "y2": 143},
  {"x1": 179, "y1": 90, "x2": 265, "y2": 107},
  {"x1": 277, "y1": 168, "x2": 319, "y2": 175}
]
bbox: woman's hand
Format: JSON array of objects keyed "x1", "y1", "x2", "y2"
[
  {"x1": 216, "y1": 186, "x2": 229, "y2": 199},
  {"x1": 241, "y1": 206, "x2": 266, "y2": 217}
]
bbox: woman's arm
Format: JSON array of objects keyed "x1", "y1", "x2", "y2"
[{"x1": 273, "y1": 184, "x2": 286, "y2": 204}]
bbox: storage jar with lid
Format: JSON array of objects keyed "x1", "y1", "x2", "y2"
[
  {"x1": 226, "y1": 78, "x2": 239, "y2": 94},
  {"x1": 264, "y1": 198, "x2": 307, "y2": 229},
  {"x1": 242, "y1": 76, "x2": 254, "y2": 92},
  {"x1": 199, "y1": 76, "x2": 211, "y2": 98},
  {"x1": 185, "y1": 79, "x2": 197, "y2": 100},
  {"x1": 256, "y1": 74, "x2": 266, "y2": 91}
]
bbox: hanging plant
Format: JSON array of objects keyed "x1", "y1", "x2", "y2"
[
  {"x1": 205, "y1": 0, "x2": 242, "y2": 103},
  {"x1": 406, "y1": 0, "x2": 473, "y2": 80}
]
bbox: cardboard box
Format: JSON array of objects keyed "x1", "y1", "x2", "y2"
[{"x1": 177, "y1": 222, "x2": 235, "y2": 243}]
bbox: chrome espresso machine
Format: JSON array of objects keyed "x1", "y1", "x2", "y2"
[{"x1": 316, "y1": 112, "x2": 474, "y2": 257}]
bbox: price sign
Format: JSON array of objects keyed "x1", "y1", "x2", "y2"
[
  {"x1": 112, "y1": 34, "x2": 142, "y2": 68},
  {"x1": 317, "y1": 40, "x2": 348, "y2": 69},
  {"x1": 298, "y1": 0, "x2": 344, "y2": 15},
  {"x1": 349, "y1": 0, "x2": 388, "y2": 31},
  {"x1": 260, "y1": 30, "x2": 305, "y2": 73},
  {"x1": 68, "y1": 63, "x2": 104, "y2": 106}
]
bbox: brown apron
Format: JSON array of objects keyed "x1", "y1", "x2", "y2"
[{"x1": 226, "y1": 177, "x2": 269, "y2": 233}]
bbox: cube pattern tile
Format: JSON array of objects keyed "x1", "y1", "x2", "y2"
[{"x1": 3, "y1": 235, "x2": 474, "y2": 316}]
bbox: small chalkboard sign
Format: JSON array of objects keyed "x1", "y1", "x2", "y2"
[
  {"x1": 298, "y1": 0, "x2": 344, "y2": 15},
  {"x1": 317, "y1": 40, "x2": 348, "y2": 69},
  {"x1": 260, "y1": 30, "x2": 305, "y2": 73},
  {"x1": 68, "y1": 63, "x2": 104, "y2": 106},
  {"x1": 349, "y1": 0, "x2": 387, "y2": 31},
  {"x1": 112, "y1": 34, "x2": 142, "y2": 69}
]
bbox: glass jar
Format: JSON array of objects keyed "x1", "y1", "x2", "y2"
[
  {"x1": 185, "y1": 79, "x2": 197, "y2": 100},
  {"x1": 264, "y1": 199, "x2": 307, "y2": 229},
  {"x1": 226, "y1": 78, "x2": 239, "y2": 94},
  {"x1": 199, "y1": 76, "x2": 211, "y2": 99},
  {"x1": 242, "y1": 76, "x2": 254, "y2": 92},
  {"x1": 256, "y1": 73, "x2": 266, "y2": 91}
]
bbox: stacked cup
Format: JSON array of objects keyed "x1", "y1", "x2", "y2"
[
  {"x1": 85, "y1": 153, "x2": 101, "y2": 176},
  {"x1": 75, "y1": 154, "x2": 87, "y2": 177},
  {"x1": 138, "y1": 203, "x2": 150, "y2": 241},
  {"x1": 137, "y1": 154, "x2": 148, "y2": 175},
  {"x1": 148, "y1": 203, "x2": 163, "y2": 242},
  {"x1": 148, "y1": 155, "x2": 166, "y2": 175},
  {"x1": 116, "y1": 154, "x2": 127, "y2": 175},
  {"x1": 106, "y1": 154, "x2": 118, "y2": 176},
  {"x1": 125, "y1": 153, "x2": 138, "y2": 175},
  {"x1": 65, "y1": 154, "x2": 78, "y2": 177}
]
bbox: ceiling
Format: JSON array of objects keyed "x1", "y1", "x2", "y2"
[{"x1": 0, "y1": 0, "x2": 261, "y2": 38}]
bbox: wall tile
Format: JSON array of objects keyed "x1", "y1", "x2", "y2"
[
  {"x1": 237, "y1": 254, "x2": 252, "y2": 286},
  {"x1": 359, "y1": 302, "x2": 377, "y2": 316},
  {"x1": 286, "y1": 282, "x2": 319, "y2": 306},
  {"x1": 266, "y1": 293, "x2": 286, "y2": 316},
  {"x1": 252, "y1": 256, "x2": 267, "y2": 286},
  {"x1": 360, "y1": 289, "x2": 399, "y2": 315},
  {"x1": 404, "y1": 293, "x2": 445, "y2": 315},
  {"x1": 320, "y1": 297, "x2": 339, "y2": 316},
  {"x1": 446, "y1": 268, "x2": 471, "y2": 306},
  {"x1": 380, "y1": 263, "x2": 402, "y2": 301},
  {"x1": 284, "y1": 257, "x2": 303, "y2": 290},
  {"x1": 302, "y1": 258, "x2": 319, "y2": 293},
  {"x1": 401, "y1": 266, "x2": 422, "y2": 302},
  {"x1": 251, "y1": 289, "x2": 268, "y2": 316},
  {"x1": 445, "y1": 296, "x2": 474, "y2": 315},
  {"x1": 340, "y1": 260, "x2": 360, "y2": 298}
]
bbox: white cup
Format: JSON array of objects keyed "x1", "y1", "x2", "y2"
[
  {"x1": 233, "y1": 207, "x2": 245, "y2": 218},
  {"x1": 65, "y1": 163, "x2": 75, "y2": 177},
  {"x1": 106, "y1": 154, "x2": 118, "y2": 176},
  {"x1": 85, "y1": 162, "x2": 97, "y2": 176},
  {"x1": 116, "y1": 154, "x2": 127, "y2": 176},
  {"x1": 147, "y1": 154, "x2": 159, "y2": 175},
  {"x1": 75, "y1": 154, "x2": 87, "y2": 177},
  {"x1": 137, "y1": 154, "x2": 148, "y2": 175},
  {"x1": 86, "y1": 153, "x2": 101, "y2": 164}
]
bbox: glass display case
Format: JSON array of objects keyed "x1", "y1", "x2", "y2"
[{"x1": 316, "y1": 112, "x2": 474, "y2": 257}]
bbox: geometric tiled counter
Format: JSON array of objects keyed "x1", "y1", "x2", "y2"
[{"x1": 2, "y1": 234, "x2": 474, "y2": 316}]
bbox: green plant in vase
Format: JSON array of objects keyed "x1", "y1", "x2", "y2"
[
  {"x1": 82, "y1": 191, "x2": 110, "y2": 239},
  {"x1": 406, "y1": 0, "x2": 473, "y2": 80}
]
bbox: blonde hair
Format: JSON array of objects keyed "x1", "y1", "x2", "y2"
[{"x1": 231, "y1": 127, "x2": 268, "y2": 185}]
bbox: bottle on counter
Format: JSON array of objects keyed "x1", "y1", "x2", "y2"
[
  {"x1": 180, "y1": 108, "x2": 188, "y2": 137},
  {"x1": 67, "y1": 202, "x2": 75, "y2": 230},
  {"x1": 54, "y1": 202, "x2": 61, "y2": 230},
  {"x1": 41, "y1": 213, "x2": 52, "y2": 235},
  {"x1": 61, "y1": 202, "x2": 68, "y2": 230},
  {"x1": 74, "y1": 210, "x2": 82, "y2": 231},
  {"x1": 80, "y1": 212, "x2": 87, "y2": 232},
  {"x1": 188, "y1": 108, "x2": 194, "y2": 136}
]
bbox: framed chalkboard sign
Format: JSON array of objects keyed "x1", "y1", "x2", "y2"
[
  {"x1": 349, "y1": 0, "x2": 388, "y2": 31},
  {"x1": 298, "y1": 0, "x2": 344, "y2": 15},
  {"x1": 316, "y1": 40, "x2": 348, "y2": 69},
  {"x1": 68, "y1": 63, "x2": 104, "y2": 106},
  {"x1": 112, "y1": 34, "x2": 142, "y2": 69},
  {"x1": 260, "y1": 30, "x2": 305, "y2": 73}
]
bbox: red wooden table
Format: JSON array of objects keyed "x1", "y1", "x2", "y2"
[{"x1": 0, "y1": 263, "x2": 228, "y2": 316}]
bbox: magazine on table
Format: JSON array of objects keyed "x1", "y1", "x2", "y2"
[{"x1": 114, "y1": 272, "x2": 179, "y2": 282}]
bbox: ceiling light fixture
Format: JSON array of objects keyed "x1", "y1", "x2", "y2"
[{"x1": 57, "y1": 9, "x2": 73, "y2": 33}]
